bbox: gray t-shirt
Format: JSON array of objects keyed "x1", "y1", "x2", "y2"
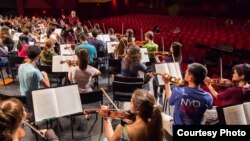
[{"x1": 70, "y1": 65, "x2": 99, "y2": 93}]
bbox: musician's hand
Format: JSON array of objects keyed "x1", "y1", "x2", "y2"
[
  {"x1": 204, "y1": 77, "x2": 211, "y2": 86},
  {"x1": 162, "y1": 73, "x2": 171, "y2": 84},
  {"x1": 40, "y1": 129, "x2": 47, "y2": 138}
]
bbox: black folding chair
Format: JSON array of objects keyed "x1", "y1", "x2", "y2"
[
  {"x1": 108, "y1": 58, "x2": 121, "y2": 86},
  {"x1": 113, "y1": 81, "x2": 144, "y2": 107},
  {"x1": 70, "y1": 90, "x2": 103, "y2": 139},
  {"x1": 8, "y1": 56, "x2": 25, "y2": 84}
]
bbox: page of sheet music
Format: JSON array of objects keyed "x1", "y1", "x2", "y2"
[
  {"x1": 155, "y1": 63, "x2": 169, "y2": 85},
  {"x1": 39, "y1": 34, "x2": 46, "y2": 43},
  {"x1": 161, "y1": 113, "x2": 173, "y2": 136},
  {"x1": 55, "y1": 85, "x2": 82, "y2": 117},
  {"x1": 243, "y1": 102, "x2": 250, "y2": 124},
  {"x1": 140, "y1": 48, "x2": 150, "y2": 63},
  {"x1": 97, "y1": 34, "x2": 110, "y2": 42},
  {"x1": 106, "y1": 41, "x2": 119, "y2": 53},
  {"x1": 167, "y1": 62, "x2": 182, "y2": 79},
  {"x1": 32, "y1": 89, "x2": 59, "y2": 122},
  {"x1": 223, "y1": 104, "x2": 247, "y2": 125},
  {"x1": 60, "y1": 44, "x2": 75, "y2": 56},
  {"x1": 54, "y1": 28, "x2": 62, "y2": 35},
  {"x1": 13, "y1": 33, "x2": 22, "y2": 41},
  {"x1": 52, "y1": 56, "x2": 77, "y2": 72}
]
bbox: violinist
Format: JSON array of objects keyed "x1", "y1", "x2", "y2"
[
  {"x1": 17, "y1": 34, "x2": 29, "y2": 59},
  {"x1": 114, "y1": 38, "x2": 128, "y2": 59},
  {"x1": 88, "y1": 29, "x2": 105, "y2": 52},
  {"x1": 126, "y1": 29, "x2": 134, "y2": 45},
  {"x1": 143, "y1": 31, "x2": 158, "y2": 62},
  {"x1": 205, "y1": 63, "x2": 250, "y2": 106},
  {"x1": 0, "y1": 98, "x2": 59, "y2": 141},
  {"x1": 18, "y1": 45, "x2": 50, "y2": 96},
  {"x1": 74, "y1": 32, "x2": 97, "y2": 63},
  {"x1": 93, "y1": 23, "x2": 103, "y2": 34},
  {"x1": 68, "y1": 49, "x2": 101, "y2": 93},
  {"x1": 162, "y1": 63, "x2": 213, "y2": 125},
  {"x1": 121, "y1": 45, "x2": 147, "y2": 77},
  {"x1": 40, "y1": 39, "x2": 58, "y2": 66},
  {"x1": 108, "y1": 28, "x2": 117, "y2": 42},
  {"x1": 155, "y1": 42, "x2": 182, "y2": 63},
  {"x1": 102, "y1": 89, "x2": 163, "y2": 141}
]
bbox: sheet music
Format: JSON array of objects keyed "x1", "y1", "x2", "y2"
[
  {"x1": 52, "y1": 56, "x2": 77, "y2": 72},
  {"x1": 243, "y1": 102, "x2": 250, "y2": 124},
  {"x1": 60, "y1": 44, "x2": 75, "y2": 56},
  {"x1": 32, "y1": 89, "x2": 59, "y2": 122},
  {"x1": 167, "y1": 62, "x2": 182, "y2": 79},
  {"x1": 54, "y1": 28, "x2": 62, "y2": 35},
  {"x1": 106, "y1": 41, "x2": 119, "y2": 53},
  {"x1": 55, "y1": 85, "x2": 82, "y2": 117},
  {"x1": 13, "y1": 33, "x2": 22, "y2": 41},
  {"x1": 39, "y1": 34, "x2": 47, "y2": 43},
  {"x1": 97, "y1": 34, "x2": 110, "y2": 42},
  {"x1": 161, "y1": 113, "x2": 173, "y2": 136},
  {"x1": 223, "y1": 104, "x2": 247, "y2": 125},
  {"x1": 29, "y1": 41, "x2": 35, "y2": 46},
  {"x1": 155, "y1": 63, "x2": 169, "y2": 85},
  {"x1": 140, "y1": 48, "x2": 150, "y2": 63}
]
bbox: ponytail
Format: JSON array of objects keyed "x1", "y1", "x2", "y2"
[
  {"x1": 77, "y1": 49, "x2": 88, "y2": 70},
  {"x1": 147, "y1": 106, "x2": 163, "y2": 141}
]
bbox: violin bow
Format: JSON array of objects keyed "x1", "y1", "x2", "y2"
[
  {"x1": 65, "y1": 44, "x2": 77, "y2": 60},
  {"x1": 102, "y1": 23, "x2": 106, "y2": 34},
  {"x1": 23, "y1": 121, "x2": 44, "y2": 137},
  {"x1": 88, "y1": 20, "x2": 94, "y2": 29},
  {"x1": 121, "y1": 23, "x2": 124, "y2": 35},
  {"x1": 100, "y1": 87, "x2": 119, "y2": 111}
]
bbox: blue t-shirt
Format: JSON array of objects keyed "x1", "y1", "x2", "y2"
[
  {"x1": 169, "y1": 86, "x2": 213, "y2": 125},
  {"x1": 18, "y1": 63, "x2": 43, "y2": 96},
  {"x1": 75, "y1": 43, "x2": 97, "y2": 63}
]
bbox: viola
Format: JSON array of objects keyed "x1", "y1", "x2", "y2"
[
  {"x1": 84, "y1": 108, "x2": 135, "y2": 120},
  {"x1": 60, "y1": 59, "x2": 78, "y2": 67}
]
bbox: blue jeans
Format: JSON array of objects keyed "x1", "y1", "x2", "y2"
[{"x1": 0, "y1": 57, "x2": 11, "y2": 75}]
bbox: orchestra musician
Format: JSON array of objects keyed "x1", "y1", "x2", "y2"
[
  {"x1": 40, "y1": 39, "x2": 58, "y2": 66},
  {"x1": 121, "y1": 45, "x2": 147, "y2": 77},
  {"x1": 17, "y1": 34, "x2": 29, "y2": 59},
  {"x1": 126, "y1": 29, "x2": 134, "y2": 45},
  {"x1": 68, "y1": 49, "x2": 101, "y2": 93},
  {"x1": 153, "y1": 41, "x2": 183, "y2": 99},
  {"x1": 93, "y1": 23, "x2": 103, "y2": 34},
  {"x1": 108, "y1": 28, "x2": 117, "y2": 41},
  {"x1": 0, "y1": 42, "x2": 11, "y2": 78},
  {"x1": 67, "y1": 10, "x2": 80, "y2": 27},
  {"x1": 143, "y1": 31, "x2": 158, "y2": 63},
  {"x1": 162, "y1": 63, "x2": 213, "y2": 125},
  {"x1": 18, "y1": 45, "x2": 50, "y2": 96},
  {"x1": 205, "y1": 63, "x2": 250, "y2": 106},
  {"x1": 155, "y1": 42, "x2": 182, "y2": 63},
  {"x1": 102, "y1": 89, "x2": 163, "y2": 141},
  {"x1": 87, "y1": 29, "x2": 105, "y2": 53},
  {"x1": 114, "y1": 38, "x2": 128, "y2": 59},
  {"x1": 0, "y1": 98, "x2": 59, "y2": 141},
  {"x1": 74, "y1": 32, "x2": 97, "y2": 63}
]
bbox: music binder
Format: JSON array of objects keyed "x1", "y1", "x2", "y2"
[
  {"x1": 31, "y1": 84, "x2": 82, "y2": 122},
  {"x1": 216, "y1": 102, "x2": 250, "y2": 125},
  {"x1": 154, "y1": 62, "x2": 182, "y2": 86},
  {"x1": 106, "y1": 41, "x2": 119, "y2": 54}
]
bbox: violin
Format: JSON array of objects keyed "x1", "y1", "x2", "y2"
[
  {"x1": 60, "y1": 59, "x2": 78, "y2": 66},
  {"x1": 17, "y1": 127, "x2": 26, "y2": 138},
  {"x1": 204, "y1": 77, "x2": 233, "y2": 87},
  {"x1": 145, "y1": 51, "x2": 171, "y2": 56},
  {"x1": 154, "y1": 73, "x2": 186, "y2": 86},
  {"x1": 135, "y1": 40, "x2": 148, "y2": 47},
  {"x1": 84, "y1": 108, "x2": 134, "y2": 120}
]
